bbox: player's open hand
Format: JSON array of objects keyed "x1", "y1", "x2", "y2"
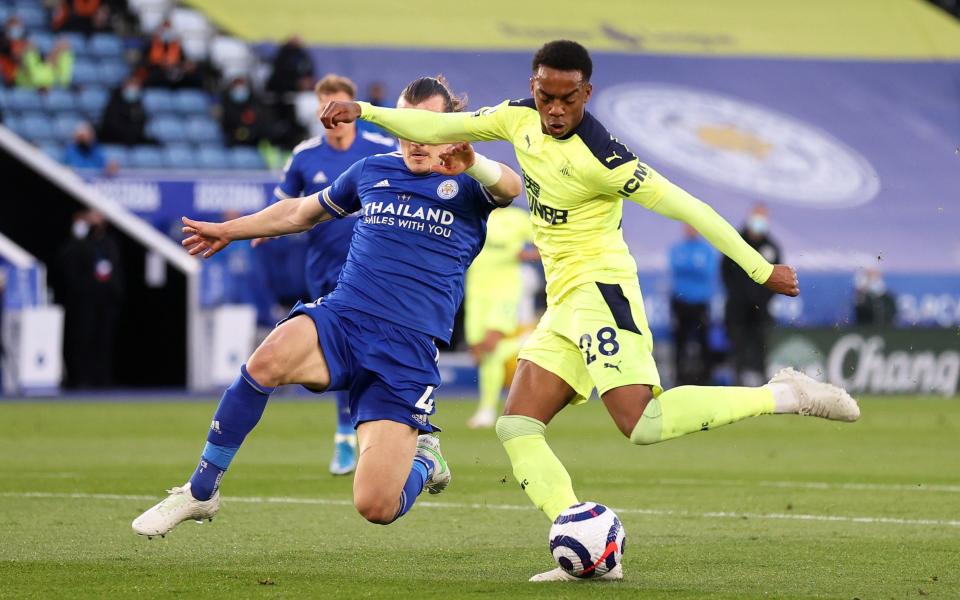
[
  {"x1": 319, "y1": 100, "x2": 361, "y2": 129},
  {"x1": 181, "y1": 216, "x2": 231, "y2": 258},
  {"x1": 764, "y1": 264, "x2": 800, "y2": 297},
  {"x1": 432, "y1": 142, "x2": 475, "y2": 176}
]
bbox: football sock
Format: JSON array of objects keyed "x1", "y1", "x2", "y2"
[
  {"x1": 189, "y1": 364, "x2": 275, "y2": 500},
  {"x1": 334, "y1": 390, "x2": 353, "y2": 435},
  {"x1": 630, "y1": 385, "x2": 775, "y2": 445},
  {"x1": 392, "y1": 456, "x2": 432, "y2": 522},
  {"x1": 496, "y1": 415, "x2": 578, "y2": 521},
  {"x1": 477, "y1": 336, "x2": 521, "y2": 412}
]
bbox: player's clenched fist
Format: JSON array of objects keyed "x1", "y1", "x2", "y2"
[
  {"x1": 320, "y1": 100, "x2": 362, "y2": 129},
  {"x1": 764, "y1": 264, "x2": 800, "y2": 297}
]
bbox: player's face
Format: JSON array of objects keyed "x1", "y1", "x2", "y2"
[
  {"x1": 530, "y1": 66, "x2": 593, "y2": 138},
  {"x1": 317, "y1": 91, "x2": 355, "y2": 137},
  {"x1": 396, "y1": 94, "x2": 447, "y2": 174}
]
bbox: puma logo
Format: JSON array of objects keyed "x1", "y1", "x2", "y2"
[
  {"x1": 605, "y1": 151, "x2": 623, "y2": 163},
  {"x1": 603, "y1": 361, "x2": 622, "y2": 373},
  {"x1": 524, "y1": 134, "x2": 532, "y2": 151}
]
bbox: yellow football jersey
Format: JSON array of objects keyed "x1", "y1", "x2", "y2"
[
  {"x1": 467, "y1": 205, "x2": 532, "y2": 301},
  {"x1": 359, "y1": 100, "x2": 773, "y2": 302}
]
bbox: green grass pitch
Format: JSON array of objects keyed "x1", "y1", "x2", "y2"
[{"x1": 1, "y1": 396, "x2": 957, "y2": 599}]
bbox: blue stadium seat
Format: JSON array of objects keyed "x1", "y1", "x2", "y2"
[
  {"x1": 228, "y1": 146, "x2": 264, "y2": 170},
  {"x1": 59, "y1": 32, "x2": 87, "y2": 55},
  {"x1": 19, "y1": 112, "x2": 55, "y2": 141},
  {"x1": 128, "y1": 145, "x2": 164, "y2": 169},
  {"x1": 143, "y1": 88, "x2": 175, "y2": 114},
  {"x1": 185, "y1": 116, "x2": 221, "y2": 144},
  {"x1": 98, "y1": 60, "x2": 129, "y2": 87},
  {"x1": 41, "y1": 88, "x2": 75, "y2": 112},
  {"x1": 77, "y1": 86, "x2": 109, "y2": 119},
  {"x1": 37, "y1": 141, "x2": 63, "y2": 162},
  {"x1": 53, "y1": 112, "x2": 83, "y2": 141},
  {"x1": 13, "y1": 5, "x2": 45, "y2": 29},
  {"x1": 88, "y1": 33, "x2": 123, "y2": 58},
  {"x1": 71, "y1": 59, "x2": 100, "y2": 86},
  {"x1": 163, "y1": 144, "x2": 194, "y2": 169},
  {"x1": 27, "y1": 31, "x2": 54, "y2": 54},
  {"x1": 102, "y1": 144, "x2": 129, "y2": 168},
  {"x1": 0, "y1": 6, "x2": 8, "y2": 22},
  {"x1": 174, "y1": 89, "x2": 208, "y2": 114},
  {"x1": 3, "y1": 115, "x2": 23, "y2": 136},
  {"x1": 197, "y1": 145, "x2": 229, "y2": 170},
  {"x1": 146, "y1": 116, "x2": 187, "y2": 144},
  {"x1": 0, "y1": 87, "x2": 7, "y2": 110},
  {"x1": 5, "y1": 88, "x2": 41, "y2": 111}
]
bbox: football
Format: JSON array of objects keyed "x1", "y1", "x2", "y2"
[{"x1": 549, "y1": 502, "x2": 626, "y2": 578}]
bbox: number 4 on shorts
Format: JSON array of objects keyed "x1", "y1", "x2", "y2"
[{"x1": 415, "y1": 385, "x2": 436, "y2": 414}]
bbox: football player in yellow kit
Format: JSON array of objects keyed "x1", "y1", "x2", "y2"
[{"x1": 321, "y1": 41, "x2": 860, "y2": 581}]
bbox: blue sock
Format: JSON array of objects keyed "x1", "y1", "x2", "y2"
[
  {"x1": 335, "y1": 391, "x2": 353, "y2": 435},
  {"x1": 391, "y1": 456, "x2": 433, "y2": 522},
  {"x1": 189, "y1": 364, "x2": 275, "y2": 501}
]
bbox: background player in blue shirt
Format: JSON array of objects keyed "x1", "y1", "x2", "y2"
[
  {"x1": 132, "y1": 76, "x2": 522, "y2": 537},
  {"x1": 266, "y1": 74, "x2": 396, "y2": 476}
]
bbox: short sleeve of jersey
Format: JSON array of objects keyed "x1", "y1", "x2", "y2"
[
  {"x1": 465, "y1": 100, "x2": 526, "y2": 142},
  {"x1": 461, "y1": 175, "x2": 499, "y2": 214},
  {"x1": 594, "y1": 159, "x2": 670, "y2": 208},
  {"x1": 319, "y1": 158, "x2": 364, "y2": 218},
  {"x1": 276, "y1": 152, "x2": 305, "y2": 200}
]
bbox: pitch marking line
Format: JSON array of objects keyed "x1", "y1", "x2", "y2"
[
  {"x1": 651, "y1": 478, "x2": 960, "y2": 493},
  {"x1": 4, "y1": 491, "x2": 959, "y2": 528}
]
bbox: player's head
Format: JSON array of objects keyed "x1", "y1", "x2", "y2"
[
  {"x1": 396, "y1": 75, "x2": 466, "y2": 174},
  {"x1": 315, "y1": 74, "x2": 358, "y2": 137},
  {"x1": 530, "y1": 40, "x2": 593, "y2": 139}
]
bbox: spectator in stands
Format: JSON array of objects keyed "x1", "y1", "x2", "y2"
[
  {"x1": 99, "y1": 76, "x2": 153, "y2": 145},
  {"x1": 0, "y1": 17, "x2": 28, "y2": 86},
  {"x1": 57, "y1": 210, "x2": 124, "y2": 388},
  {"x1": 853, "y1": 267, "x2": 897, "y2": 327},
  {"x1": 63, "y1": 121, "x2": 107, "y2": 170},
  {"x1": 669, "y1": 224, "x2": 718, "y2": 386},
  {"x1": 721, "y1": 203, "x2": 782, "y2": 386},
  {"x1": 266, "y1": 35, "x2": 314, "y2": 94},
  {"x1": 15, "y1": 38, "x2": 74, "y2": 89},
  {"x1": 51, "y1": 0, "x2": 107, "y2": 35},
  {"x1": 140, "y1": 20, "x2": 201, "y2": 89},
  {"x1": 219, "y1": 76, "x2": 269, "y2": 147},
  {"x1": 366, "y1": 81, "x2": 387, "y2": 106}
]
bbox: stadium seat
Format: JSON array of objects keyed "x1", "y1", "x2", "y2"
[
  {"x1": 0, "y1": 6, "x2": 8, "y2": 22},
  {"x1": 37, "y1": 141, "x2": 62, "y2": 162},
  {"x1": 88, "y1": 33, "x2": 123, "y2": 58},
  {"x1": 98, "y1": 60, "x2": 130, "y2": 87},
  {"x1": 53, "y1": 112, "x2": 84, "y2": 141},
  {"x1": 27, "y1": 31, "x2": 54, "y2": 54},
  {"x1": 41, "y1": 88, "x2": 75, "y2": 112},
  {"x1": 173, "y1": 89, "x2": 208, "y2": 114},
  {"x1": 146, "y1": 115, "x2": 187, "y2": 144},
  {"x1": 128, "y1": 145, "x2": 164, "y2": 169},
  {"x1": 169, "y1": 7, "x2": 211, "y2": 37},
  {"x1": 0, "y1": 87, "x2": 7, "y2": 110},
  {"x1": 185, "y1": 116, "x2": 221, "y2": 144},
  {"x1": 228, "y1": 146, "x2": 264, "y2": 170},
  {"x1": 19, "y1": 112, "x2": 55, "y2": 141},
  {"x1": 5, "y1": 88, "x2": 41, "y2": 111},
  {"x1": 2, "y1": 115, "x2": 23, "y2": 136},
  {"x1": 196, "y1": 145, "x2": 229, "y2": 170},
  {"x1": 13, "y1": 5, "x2": 45, "y2": 29},
  {"x1": 162, "y1": 144, "x2": 194, "y2": 169},
  {"x1": 77, "y1": 86, "x2": 110, "y2": 119},
  {"x1": 59, "y1": 32, "x2": 87, "y2": 55},
  {"x1": 102, "y1": 144, "x2": 129, "y2": 167},
  {"x1": 71, "y1": 59, "x2": 100, "y2": 86},
  {"x1": 210, "y1": 36, "x2": 252, "y2": 77},
  {"x1": 180, "y1": 36, "x2": 208, "y2": 61},
  {"x1": 143, "y1": 88, "x2": 176, "y2": 114}
]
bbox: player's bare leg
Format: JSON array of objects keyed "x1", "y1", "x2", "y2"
[
  {"x1": 353, "y1": 420, "x2": 450, "y2": 524},
  {"x1": 132, "y1": 315, "x2": 331, "y2": 538}
]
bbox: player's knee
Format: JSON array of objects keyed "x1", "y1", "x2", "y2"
[
  {"x1": 246, "y1": 341, "x2": 287, "y2": 388},
  {"x1": 353, "y1": 493, "x2": 397, "y2": 525}
]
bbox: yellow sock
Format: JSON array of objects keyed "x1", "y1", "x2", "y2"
[
  {"x1": 631, "y1": 385, "x2": 775, "y2": 445},
  {"x1": 477, "y1": 336, "x2": 523, "y2": 412},
  {"x1": 496, "y1": 415, "x2": 578, "y2": 521}
]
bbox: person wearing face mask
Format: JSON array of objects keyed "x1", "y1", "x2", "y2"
[
  {"x1": 721, "y1": 203, "x2": 782, "y2": 386},
  {"x1": 853, "y1": 267, "x2": 897, "y2": 327},
  {"x1": 0, "y1": 17, "x2": 28, "y2": 86},
  {"x1": 99, "y1": 76, "x2": 153, "y2": 145},
  {"x1": 220, "y1": 76, "x2": 269, "y2": 147},
  {"x1": 63, "y1": 121, "x2": 106, "y2": 170},
  {"x1": 142, "y1": 20, "x2": 184, "y2": 88}
]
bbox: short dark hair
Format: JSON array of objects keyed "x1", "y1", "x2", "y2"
[
  {"x1": 400, "y1": 75, "x2": 467, "y2": 113},
  {"x1": 532, "y1": 40, "x2": 592, "y2": 81}
]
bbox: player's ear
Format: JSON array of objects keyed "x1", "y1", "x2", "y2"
[
  {"x1": 529, "y1": 76, "x2": 535, "y2": 97},
  {"x1": 582, "y1": 82, "x2": 593, "y2": 104}
]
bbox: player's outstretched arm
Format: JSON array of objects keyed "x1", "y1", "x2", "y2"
[
  {"x1": 320, "y1": 100, "x2": 507, "y2": 145},
  {"x1": 181, "y1": 194, "x2": 331, "y2": 258},
  {"x1": 432, "y1": 142, "x2": 521, "y2": 205}
]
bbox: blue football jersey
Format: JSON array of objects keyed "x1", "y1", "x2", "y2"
[
  {"x1": 319, "y1": 152, "x2": 501, "y2": 343},
  {"x1": 275, "y1": 130, "x2": 397, "y2": 298}
]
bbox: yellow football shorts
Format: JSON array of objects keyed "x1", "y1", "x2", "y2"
[
  {"x1": 464, "y1": 293, "x2": 520, "y2": 346},
  {"x1": 518, "y1": 280, "x2": 661, "y2": 404}
]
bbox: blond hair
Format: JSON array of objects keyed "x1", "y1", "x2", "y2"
[{"x1": 315, "y1": 74, "x2": 357, "y2": 100}]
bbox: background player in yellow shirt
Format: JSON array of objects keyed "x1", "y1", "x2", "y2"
[
  {"x1": 464, "y1": 205, "x2": 538, "y2": 429},
  {"x1": 321, "y1": 40, "x2": 861, "y2": 581}
]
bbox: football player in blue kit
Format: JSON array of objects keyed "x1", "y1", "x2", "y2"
[
  {"x1": 267, "y1": 74, "x2": 396, "y2": 476},
  {"x1": 132, "y1": 76, "x2": 522, "y2": 536}
]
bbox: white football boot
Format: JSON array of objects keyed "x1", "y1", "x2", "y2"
[
  {"x1": 131, "y1": 482, "x2": 220, "y2": 538},
  {"x1": 529, "y1": 563, "x2": 623, "y2": 582},
  {"x1": 466, "y1": 407, "x2": 496, "y2": 429},
  {"x1": 769, "y1": 367, "x2": 861, "y2": 422},
  {"x1": 415, "y1": 434, "x2": 451, "y2": 494}
]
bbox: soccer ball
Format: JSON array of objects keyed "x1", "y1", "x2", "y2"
[{"x1": 549, "y1": 502, "x2": 626, "y2": 578}]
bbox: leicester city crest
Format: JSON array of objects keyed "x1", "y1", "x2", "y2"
[{"x1": 437, "y1": 179, "x2": 459, "y2": 200}]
